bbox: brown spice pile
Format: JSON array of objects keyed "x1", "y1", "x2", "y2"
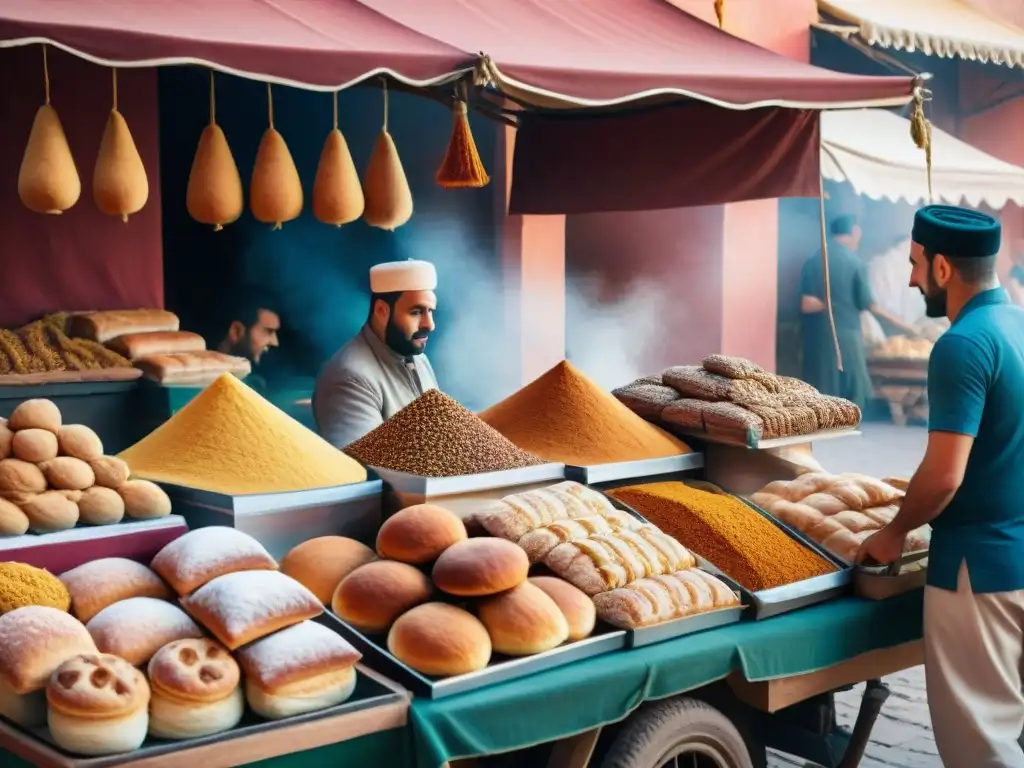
[
  {"x1": 479, "y1": 361, "x2": 691, "y2": 466},
  {"x1": 345, "y1": 389, "x2": 544, "y2": 477},
  {"x1": 608, "y1": 481, "x2": 835, "y2": 591}
]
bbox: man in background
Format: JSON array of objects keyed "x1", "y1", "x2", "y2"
[
  {"x1": 800, "y1": 214, "x2": 916, "y2": 408},
  {"x1": 216, "y1": 293, "x2": 281, "y2": 394},
  {"x1": 313, "y1": 260, "x2": 439, "y2": 448}
]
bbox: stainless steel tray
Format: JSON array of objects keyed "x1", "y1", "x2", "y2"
[
  {"x1": 564, "y1": 453, "x2": 704, "y2": 485},
  {"x1": 161, "y1": 480, "x2": 382, "y2": 515},
  {"x1": 676, "y1": 427, "x2": 861, "y2": 450},
  {"x1": 324, "y1": 612, "x2": 625, "y2": 699},
  {"x1": 854, "y1": 549, "x2": 929, "y2": 600},
  {"x1": 856, "y1": 546, "x2": 930, "y2": 575},
  {"x1": 369, "y1": 463, "x2": 565, "y2": 496},
  {"x1": 628, "y1": 604, "x2": 745, "y2": 649},
  {"x1": 605, "y1": 489, "x2": 851, "y2": 619}
]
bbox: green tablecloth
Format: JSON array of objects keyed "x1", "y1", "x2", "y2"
[{"x1": 410, "y1": 591, "x2": 924, "y2": 768}]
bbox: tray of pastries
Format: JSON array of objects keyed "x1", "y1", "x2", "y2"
[{"x1": 0, "y1": 527, "x2": 408, "y2": 767}]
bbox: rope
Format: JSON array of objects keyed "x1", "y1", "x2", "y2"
[
  {"x1": 42, "y1": 44, "x2": 50, "y2": 105},
  {"x1": 817, "y1": 165, "x2": 844, "y2": 372},
  {"x1": 381, "y1": 77, "x2": 389, "y2": 131},
  {"x1": 209, "y1": 70, "x2": 216, "y2": 125},
  {"x1": 474, "y1": 53, "x2": 498, "y2": 88},
  {"x1": 909, "y1": 86, "x2": 934, "y2": 203},
  {"x1": 715, "y1": 0, "x2": 725, "y2": 28},
  {"x1": 267, "y1": 82, "x2": 274, "y2": 129},
  {"x1": 112, "y1": 67, "x2": 118, "y2": 111},
  {"x1": 332, "y1": 90, "x2": 339, "y2": 130}
]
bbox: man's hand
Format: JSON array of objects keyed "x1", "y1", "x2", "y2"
[{"x1": 856, "y1": 526, "x2": 906, "y2": 566}]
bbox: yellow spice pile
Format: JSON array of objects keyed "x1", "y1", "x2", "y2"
[{"x1": 119, "y1": 374, "x2": 366, "y2": 494}]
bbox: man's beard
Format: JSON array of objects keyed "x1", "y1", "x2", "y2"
[
  {"x1": 385, "y1": 321, "x2": 429, "y2": 357},
  {"x1": 922, "y1": 274, "x2": 948, "y2": 318}
]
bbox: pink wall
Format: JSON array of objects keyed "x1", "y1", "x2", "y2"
[{"x1": 0, "y1": 46, "x2": 163, "y2": 328}]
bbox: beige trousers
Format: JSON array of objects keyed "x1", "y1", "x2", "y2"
[{"x1": 925, "y1": 561, "x2": 1024, "y2": 767}]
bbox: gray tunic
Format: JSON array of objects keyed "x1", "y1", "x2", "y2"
[{"x1": 312, "y1": 324, "x2": 439, "y2": 448}]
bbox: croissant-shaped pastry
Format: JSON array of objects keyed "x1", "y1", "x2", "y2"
[{"x1": 517, "y1": 513, "x2": 640, "y2": 564}]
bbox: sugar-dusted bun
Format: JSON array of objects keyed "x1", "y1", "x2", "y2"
[
  {"x1": 21, "y1": 491, "x2": 79, "y2": 533},
  {"x1": 432, "y1": 538, "x2": 529, "y2": 597},
  {"x1": 12, "y1": 428, "x2": 58, "y2": 463},
  {"x1": 387, "y1": 603, "x2": 491, "y2": 677},
  {"x1": 90, "y1": 456, "x2": 130, "y2": 489},
  {"x1": 61, "y1": 558, "x2": 171, "y2": 623},
  {"x1": 281, "y1": 536, "x2": 377, "y2": 605},
  {"x1": 87, "y1": 598, "x2": 204, "y2": 667},
  {"x1": 77, "y1": 487, "x2": 126, "y2": 526},
  {"x1": 0, "y1": 606, "x2": 97, "y2": 694},
  {"x1": 46, "y1": 653, "x2": 150, "y2": 756},
  {"x1": 118, "y1": 479, "x2": 172, "y2": 520},
  {"x1": 9, "y1": 399, "x2": 61, "y2": 433},
  {"x1": 180, "y1": 571, "x2": 323, "y2": 650},
  {"x1": 478, "y1": 582, "x2": 570, "y2": 656},
  {"x1": 331, "y1": 560, "x2": 432, "y2": 634},
  {"x1": 528, "y1": 576, "x2": 596, "y2": 642},
  {"x1": 57, "y1": 425, "x2": 104, "y2": 462},
  {"x1": 376, "y1": 504, "x2": 468, "y2": 564},
  {"x1": 151, "y1": 527, "x2": 278, "y2": 596},
  {"x1": 147, "y1": 638, "x2": 244, "y2": 739},
  {"x1": 237, "y1": 620, "x2": 361, "y2": 719}
]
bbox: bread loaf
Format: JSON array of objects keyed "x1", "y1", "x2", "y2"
[
  {"x1": 281, "y1": 536, "x2": 377, "y2": 605},
  {"x1": 60, "y1": 558, "x2": 172, "y2": 623},
  {"x1": 592, "y1": 569, "x2": 740, "y2": 629},
  {"x1": 12, "y1": 429, "x2": 58, "y2": 463},
  {"x1": 0, "y1": 459, "x2": 47, "y2": 494},
  {"x1": 517, "y1": 512, "x2": 640, "y2": 564},
  {"x1": 106, "y1": 331, "x2": 206, "y2": 361},
  {"x1": 0, "y1": 420, "x2": 11, "y2": 460},
  {"x1": 135, "y1": 350, "x2": 251, "y2": 384},
  {"x1": 40, "y1": 457, "x2": 95, "y2": 491},
  {"x1": 90, "y1": 456, "x2": 130, "y2": 489},
  {"x1": 151, "y1": 527, "x2": 278, "y2": 596},
  {"x1": 8, "y1": 399, "x2": 61, "y2": 433},
  {"x1": 77, "y1": 486, "x2": 125, "y2": 525},
  {"x1": 432, "y1": 538, "x2": 529, "y2": 597},
  {"x1": 57, "y1": 425, "x2": 104, "y2": 462},
  {"x1": 376, "y1": 504, "x2": 467, "y2": 564},
  {"x1": 476, "y1": 481, "x2": 617, "y2": 541},
  {"x1": 331, "y1": 560, "x2": 432, "y2": 634},
  {"x1": 68, "y1": 309, "x2": 179, "y2": 344},
  {"x1": 118, "y1": 479, "x2": 172, "y2": 519},
  {"x1": 21, "y1": 491, "x2": 79, "y2": 532},
  {"x1": 477, "y1": 582, "x2": 569, "y2": 656},
  {"x1": 0, "y1": 606, "x2": 97, "y2": 694},
  {"x1": 528, "y1": 576, "x2": 595, "y2": 642},
  {"x1": 86, "y1": 597, "x2": 203, "y2": 666},
  {"x1": 387, "y1": 603, "x2": 491, "y2": 676},
  {"x1": 0, "y1": 498, "x2": 29, "y2": 536}
]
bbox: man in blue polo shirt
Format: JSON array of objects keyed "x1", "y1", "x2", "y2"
[{"x1": 858, "y1": 204, "x2": 1024, "y2": 767}]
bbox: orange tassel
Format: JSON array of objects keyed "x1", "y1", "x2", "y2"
[
  {"x1": 436, "y1": 91, "x2": 489, "y2": 189},
  {"x1": 715, "y1": 0, "x2": 725, "y2": 28}
]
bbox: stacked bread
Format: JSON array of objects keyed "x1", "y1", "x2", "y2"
[
  {"x1": 0, "y1": 399, "x2": 170, "y2": 535},
  {"x1": 0, "y1": 529, "x2": 362, "y2": 756},
  {"x1": 751, "y1": 472, "x2": 930, "y2": 562},
  {"x1": 476, "y1": 481, "x2": 740, "y2": 631},
  {"x1": 869, "y1": 335, "x2": 933, "y2": 361},
  {"x1": 69, "y1": 309, "x2": 250, "y2": 386}
]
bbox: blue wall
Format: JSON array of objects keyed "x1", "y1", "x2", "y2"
[{"x1": 157, "y1": 68, "x2": 503, "y2": 409}]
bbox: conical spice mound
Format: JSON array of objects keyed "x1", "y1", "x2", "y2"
[
  {"x1": 187, "y1": 71, "x2": 244, "y2": 231},
  {"x1": 345, "y1": 389, "x2": 543, "y2": 477},
  {"x1": 362, "y1": 82, "x2": 412, "y2": 231},
  {"x1": 313, "y1": 91, "x2": 364, "y2": 227},
  {"x1": 93, "y1": 68, "x2": 149, "y2": 222},
  {"x1": 479, "y1": 360, "x2": 692, "y2": 466},
  {"x1": 119, "y1": 373, "x2": 366, "y2": 494},
  {"x1": 18, "y1": 46, "x2": 81, "y2": 215},
  {"x1": 250, "y1": 84, "x2": 303, "y2": 230}
]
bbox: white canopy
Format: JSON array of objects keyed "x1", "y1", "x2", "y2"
[{"x1": 820, "y1": 108, "x2": 1024, "y2": 208}]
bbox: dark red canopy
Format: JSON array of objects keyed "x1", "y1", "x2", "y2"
[{"x1": 0, "y1": 0, "x2": 918, "y2": 212}]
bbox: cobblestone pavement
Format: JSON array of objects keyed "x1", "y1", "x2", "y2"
[{"x1": 769, "y1": 424, "x2": 941, "y2": 767}]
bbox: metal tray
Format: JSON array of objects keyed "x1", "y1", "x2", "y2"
[
  {"x1": 628, "y1": 604, "x2": 745, "y2": 649},
  {"x1": 0, "y1": 665, "x2": 406, "y2": 768},
  {"x1": 564, "y1": 453, "x2": 704, "y2": 485},
  {"x1": 324, "y1": 612, "x2": 625, "y2": 699},
  {"x1": 677, "y1": 427, "x2": 861, "y2": 450},
  {"x1": 605, "y1": 489, "x2": 851, "y2": 619},
  {"x1": 369, "y1": 463, "x2": 565, "y2": 496}
]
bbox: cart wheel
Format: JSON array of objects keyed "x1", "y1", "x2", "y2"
[{"x1": 600, "y1": 697, "x2": 754, "y2": 768}]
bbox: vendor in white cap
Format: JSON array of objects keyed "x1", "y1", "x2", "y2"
[{"x1": 313, "y1": 260, "x2": 439, "y2": 448}]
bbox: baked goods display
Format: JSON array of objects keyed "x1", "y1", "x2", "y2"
[
  {"x1": 134, "y1": 350, "x2": 252, "y2": 386},
  {"x1": 592, "y1": 570, "x2": 741, "y2": 630},
  {"x1": 750, "y1": 472, "x2": 930, "y2": 562},
  {"x1": 528, "y1": 576, "x2": 596, "y2": 642},
  {"x1": 473, "y1": 480, "x2": 620, "y2": 541},
  {"x1": 68, "y1": 309, "x2": 180, "y2": 345},
  {"x1": 331, "y1": 560, "x2": 433, "y2": 634},
  {"x1": 387, "y1": 603, "x2": 492, "y2": 677},
  {"x1": 0, "y1": 399, "x2": 171, "y2": 535},
  {"x1": 60, "y1": 557, "x2": 172, "y2": 622},
  {"x1": 608, "y1": 481, "x2": 836, "y2": 592},
  {"x1": 615, "y1": 355, "x2": 861, "y2": 445},
  {"x1": 869, "y1": 335, "x2": 933, "y2": 361},
  {"x1": 432, "y1": 538, "x2": 529, "y2": 597},
  {"x1": 0, "y1": 314, "x2": 138, "y2": 384},
  {"x1": 86, "y1": 597, "x2": 203, "y2": 666},
  {"x1": 151, "y1": 525, "x2": 278, "y2": 596},
  {"x1": 281, "y1": 536, "x2": 377, "y2": 605},
  {"x1": 375, "y1": 504, "x2": 468, "y2": 564}
]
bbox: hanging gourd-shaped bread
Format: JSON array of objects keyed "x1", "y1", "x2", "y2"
[
  {"x1": 363, "y1": 130, "x2": 412, "y2": 231},
  {"x1": 313, "y1": 94, "x2": 363, "y2": 227},
  {"x1": 187, "y1": 73, "x2": 243, "y2": 231},
  {"x1": 18, "y1": 47, "x2": 81, "y2": 215},
  {"x1": 93, "y1": 71, "x2": 149, "y2": 223},
  {"x1": 250, "y1": 85, "x2": 303, "y2": 230}
]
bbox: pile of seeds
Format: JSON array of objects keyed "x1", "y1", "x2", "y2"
[{"x1": 344, "y1": 389, "x2": 544, "y2": 477}]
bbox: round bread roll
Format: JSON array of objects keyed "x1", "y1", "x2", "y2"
[
  {"x1": 281, "y1": 536, "x2": 377, "y2": 605},
  {"x1": 57, "y1": 489, "x2": 83, "y2": 503},
  {"x1": 0, "y1": 497, "x2": 29, "y2": 536},
  {"x1": 21, "y1": 492, "x2": 79, "y2": 533},
  {"x1": 57, "y1": 425, "x2": 104, "y2": 462},
  {"x1": 147, "y1": 638, "x2": 244, "y2": 739},
  {"x1": 0, "y1": 459, "x2": 47, "y2": 494},
  {"x1": 387, "y1": 603, "x2": 491, "y2": 676},
  {"x1": 0, "y1": 419, "x2": 12, "y2": 460},
  {"x1": 9, "y1": 399, "x2": 61, "y2": 434},
  {"x1": 376, "y1": 504, "x2": 468, "y2": 564},
  {"x1": 477, "y1": 582, "x2": 569, "y2": 656},
  {"x1": 331, "y1": 560, "x2": 432, "y2": 634},
  {"x1": 118, "y1": 480, "x2": 171, "y2": 520},
  {"x1": 528, "y1": 576, "x2": 596, "y2": 642},
  {"x1": 86, "y1": 597, "x2": 204, "y2": 667},
  {"x1": 77, "y1": 487, "x2": 125, "y2": 526},
  {"x1": 47, "y1": 653, "x2": 150, "y2": 756},
  {"x1": 432, "y1": 538, "x2": 529, "y2": 597},
  {"x1": 90, "y1": 456, "x2": 130, "y2": 489},
  {"x1": 11, "y1": 429, "x2": 57, "y2": 463},
  {"x1": 40, "y1": 457, "x2": 95, "y2": 491}
]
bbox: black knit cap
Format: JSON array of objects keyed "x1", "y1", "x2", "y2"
[{"x1": 912, "y1": 205, "x2": 1001, "y2": 259}]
